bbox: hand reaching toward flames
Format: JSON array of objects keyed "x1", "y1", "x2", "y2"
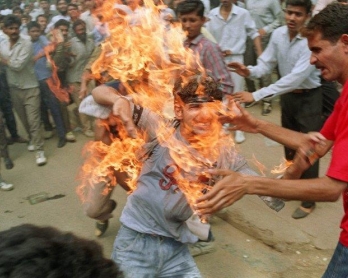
[
  {"x1": 112, "y1": 97, "x2": 137, "y2": 139},
  {"x1": 231, "y1": 92, "x2": 254, "y2": 103},
  {"x1": 227, "y1": 62, "x2": 250, "y2": 77},
  {"x1": 219, "y1": 102, "x2": 259, "y2": 133},
  {"x1": 194, "y1": 169, "x2": 247, "y2": 215}
]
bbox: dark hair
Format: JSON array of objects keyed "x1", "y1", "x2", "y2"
[
  {"x1": 68, "y1": 3, "x2": 78, "y2": 9},
  {"x1": 302, "y1": 3, "x2": 348, "y2": 43},
  {"x1": 36, "y1": 14, "x2": 48, "y2": 21},
  {"x1": 0, "y1": 224, "x2": 124, "y2": 278},
  {"x1": 3, "y1": 14, "x2": 21, "y2": 28},
  {"x1": 12, "y1": 6, "x2": 23, "y2": 14},
  {"x1": 54, "y1": 18, "x2": 70, "y2": 28},
  {"x1": 176, "y1": 0, "x2": 205, "y2": 18},
  {"x1": 285, "y1": 0, "x2": 312, "y2": 14},
  {"x1": 174, "y1": 74, "x2": 223, "y2": 103},
  {"x1": 27, "y1": 21, "x2": 41, "y2": 31},
  {"x1": 72, "y1": 18, "x2": 86, "y2": 31},
  {"x1": 56, "y1": 0, "x2": 67, "y2": 4}
]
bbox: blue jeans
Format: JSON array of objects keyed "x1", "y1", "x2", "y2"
[
  {"x1": 322, "y1": 242, "x2": 348, "y2": 277},
  {"x1": 39, "y1": 79, "x2": 66, "y2": 139},
  {"x1": 112, "y1": 225, "x2": 201, "y2": 278}
]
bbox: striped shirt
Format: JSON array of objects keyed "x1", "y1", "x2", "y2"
[{"x1": 184, "y1": 34, "x2": 234, "y2": 95}]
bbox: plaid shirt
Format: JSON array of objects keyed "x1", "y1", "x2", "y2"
[{"x1": 184, "y1": 34, "x2": 234, "y2": 95}]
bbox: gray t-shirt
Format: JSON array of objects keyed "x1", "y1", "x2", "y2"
[{"x1": 120, "y1": 109, "x2": 256, "y2": 244}]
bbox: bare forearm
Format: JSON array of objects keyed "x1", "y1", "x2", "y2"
[
  {"x1": 255, "y1": 119, "x2": 305, "y2": 149},
  {"x1": 245, "y1": 175, "x2": 345, "y2": 202},
  {"x1": 253, "y1": 36, "x2": 263, "y2": 57},
  {"x1": 92, "y1": 85, "x2": 120, "y2": 106}
]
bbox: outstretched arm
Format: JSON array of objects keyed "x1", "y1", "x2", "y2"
[{"x1": 195, "y1": 169, "x2": 346, "y2": 215}]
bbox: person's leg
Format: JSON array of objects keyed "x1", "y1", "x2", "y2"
[
  {"x1": 70, "y1": 82, "x2": 94, "y2": 137},
  {"x1": 226, "y1": 55, "x2": 246, "y2": 144},
  {"x1": 0, "y1": 110, "x2": 13, "y2": 169},
  {"x1": 0, "y1": 74, "x2": 25, "y2": 142},
  {"x1": 111, "y1": 225, "x2": 201, "y2": 278},
  {"x1": 39, "y1": 80, "x2": 67, "y2": 147},
  {"x1": 10, "y1": 88, "x2": 31, "y2": 139},
  {"x1": 244, "y1": 37, "x2": 257, "y2": 93},
  {"x1": 322, "y1": 242, "x2": 348, "y2": 278}
]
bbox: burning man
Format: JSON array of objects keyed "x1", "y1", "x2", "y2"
[
  {"x1": 196, "y1": 3, "x2": 348, "y2": 277},
  {"x1": 83, "y1": 74, "x2": 284, "y2": 277}
]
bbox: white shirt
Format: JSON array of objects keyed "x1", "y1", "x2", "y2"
[
  {"x1": 244, "y1": 0, "x2": 282, "y2": 33},
  {"x1": 249, "y1": 26, "x2": 321, "y2": 101},
  {"x1": 46, "y1": 14, "x2": 71, "y2": 32},
  {"x1": 205, "y1": 5, "x2": 259, "y2": 55}
]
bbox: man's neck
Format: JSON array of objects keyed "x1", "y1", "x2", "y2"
[
  {"x1": 9, "y1": 38, "x2": 19, "y2": 47},
  {"x1": 288, "y1": 29, "x2": 299, "y2": 41},
  {"x1": 220, "y1": 4, "x2": 233, "y2": 20}
]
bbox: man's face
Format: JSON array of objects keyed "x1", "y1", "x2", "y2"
[
  {"x1": 179, "y1": 12, "x2": 205, "y2": 40},
  {"x1": 68, "y1": 5, "x2": 79, "y2": 19},
  {"x1": 37, "y1": 16, "x2": 48, "y2": 32},
  {"x1": 57, "y1": 0, "x2": 68, "y2": 14},
  {"x1": 13, "y1": 10, "x2": 22, "y2": 18},
  {"x1": 284, "y1": 5, "x2": 310, "y2": 35},
  {"x1": 28, "y1": 26, "x2": 41, "y2": 41},
  {"x1": 220, "y1": 0, "x2": 233, "y2": 9},
  {"x1": 74, "y1": 23, "x2": 87, "y2": 42},
  {"x1": 40, "y1": 1, "x2": 50, "y2": 12},
  {"x1": 83, "y1": 0, "x2": 95, "y2": 10},
  {"x1": 4, "y1": 24, "x2": 20, "y2": 42},
  {"x1": 56, "y1": 25, "x2": 69, "y2": 40},
  {"x1": 308, "y1": 31, "x2": 346, "y2": 83},
  {"x1": 175, "y1": 101, "x2": 220, "y2": 138}
]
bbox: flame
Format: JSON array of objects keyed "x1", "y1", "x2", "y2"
[
  {"x1": 248, "y1": 154, "x2": 267, "y2": 177},
  {"x1": 271, "y1": 158, "x2": 293, "y2": 175},
  {"x1": 77, "y1": 0, "x2": 229, "y2": 211},
  {"x1": 44, "y1": 29, "x2": 70, "y2": 103}
]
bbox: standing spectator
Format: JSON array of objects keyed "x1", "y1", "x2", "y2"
[
  {"x1": 205, "y1": 0, "x2": 262, "y2": 144},
  {"x1": 0, "y1": 15, "x2": 47, "y2": 166},
  {"x1": 45, "y1": 0, "x2": 70, "y2": 32},
  {"x1": 229, "y1": 0, "x2": 322, "y2": 218},
  {"x1": 36, "y1": 14, "x2": 48, "y2": 35},
  {"x1": 50, "y1": 19, "x2": 77, "y2": 142},
  {"x1": 243, "y1": 0, "x2": 283, "y2": 115},
  {"x1": 28, "y1": 21, "x2": 67, "y2": 148},
  {"x1": 0, "y1": 110, "x2": 13, "y2": 191},
  {"x1": 37, "y1": 0, "x2": 58, "y2": 22},
  {"x1": 67, "y1": 3, "x2": 80, "y2": 38},
  {"x1": 12, "y1": 6, "x2": 24, "y2": 19},
  {"x1": 67, "y1": 19, "x2": 95, "y2": 137}
]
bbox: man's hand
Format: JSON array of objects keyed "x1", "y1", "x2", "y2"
[
  {"x1": 227, "y1": 62, "x2": 250, "y2": 77},
  {"x1": 194, "y1": 169, "x2": 247, "y2": 215},
  {"x1": 232, "y1": 91, "x2": 254, "y2": 103},
  {"x1": 219, "y1": 102, "x2": 260, "y2": 133},
  {"x1": 258, "y1": 28, "x2": 266, "y2": 38},
  {"x1": 112, "y1": 97, "x2": 137, "y2": 139},
  {"x1": 222, "y1": 50, "x2": 232, "y2": 57}
]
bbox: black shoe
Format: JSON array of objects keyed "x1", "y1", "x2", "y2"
[
  {"x1": 94, "y1": 200, "x2": 117, "y2": 237},
  {"x1": 13, "y1": 136, "x2": 29, "y2": 144},
  {"x1": 4, "y1": 158, "x2": 14, "y2": 170},
  {"x1": 57, "y1": 137, "x2": 67, "y2": 148}
]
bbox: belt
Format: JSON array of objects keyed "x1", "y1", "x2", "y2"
[{"x1": 292, "y1": 88, "x2": 315, "y2": 94}]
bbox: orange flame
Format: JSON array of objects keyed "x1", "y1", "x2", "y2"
[
  {"x1": 271, "y1": 158, "x2": 293, "y2": 175},
  {"x1": 77, "y1": 0, "x2": 227, "y2": 210},
  {"x1": 44, "y1": 29, "x2": 70, "y2": 103}
]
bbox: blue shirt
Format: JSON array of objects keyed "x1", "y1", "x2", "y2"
[{"x1": 32, "y1": 35, "x2": 52, "y2": 81}]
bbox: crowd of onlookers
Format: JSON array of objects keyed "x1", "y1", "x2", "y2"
[{"x1": 0, "y1": 0, "x2": 343, "y2": 189}]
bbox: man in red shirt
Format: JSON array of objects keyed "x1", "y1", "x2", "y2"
[{"x1": 196, "y1": 3, "x2": 348, "y2": 277}]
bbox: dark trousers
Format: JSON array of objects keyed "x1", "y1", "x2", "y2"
[
  {"x1": 280, "y1": 87, "x2": 324, "y2": 208},
  {"x1": 0, "y1": 110, "x2": 9, "y2": 160},
  {"x1": 39, "y1": 79, "x2": 66, "y2": 139},
  {"x1": 0, "y1": 72, "x2": 19, "y2": 139}
]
